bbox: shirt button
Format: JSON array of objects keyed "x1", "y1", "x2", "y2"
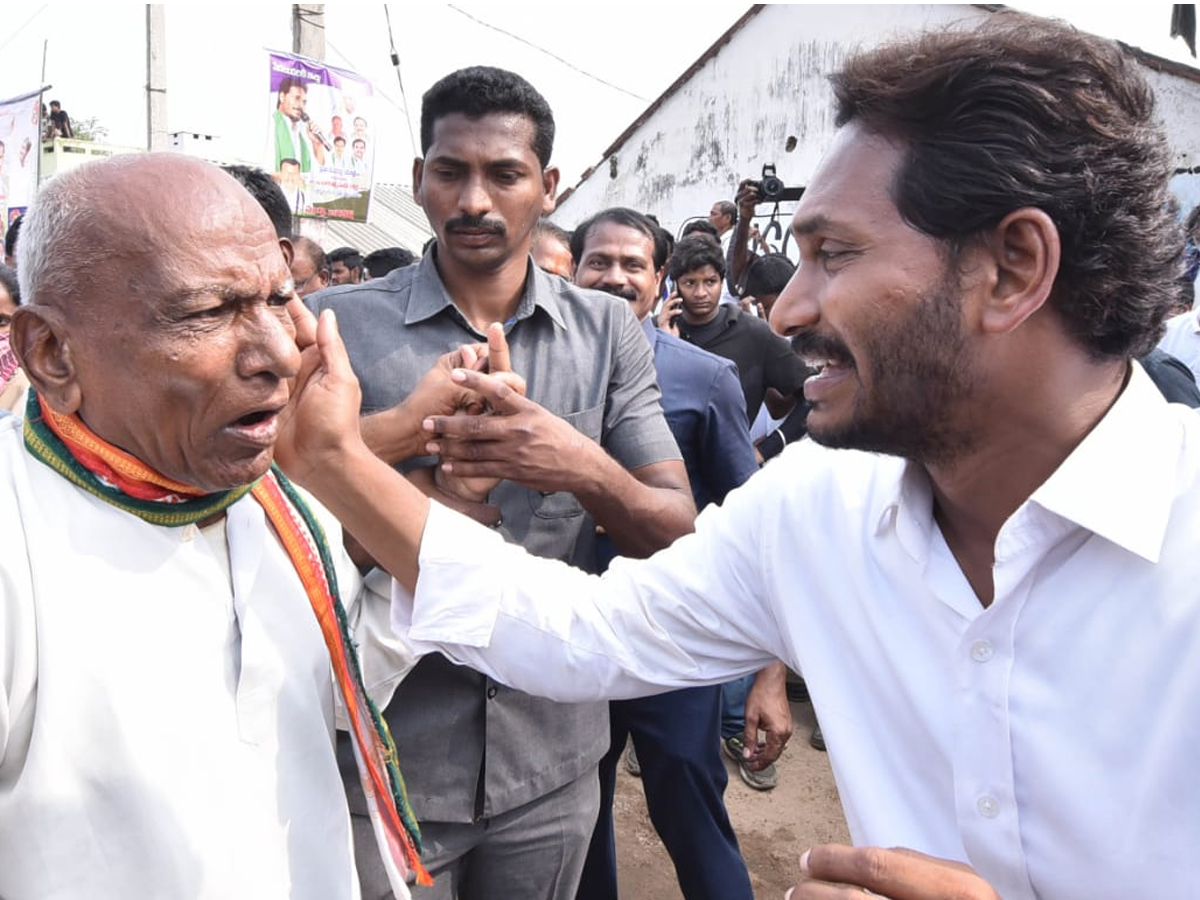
[
  {"x1": 486, "y1": 686, "x2": 498, "y2": 700},
  {"x1": 977, "y1": 795, "x2": 999, "y2": 818},
  {"x1": 970, "y1": 640, "x2": 994, "y2": 663}
]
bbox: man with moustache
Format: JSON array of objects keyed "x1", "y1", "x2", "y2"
[
  {"x1": 307, "y1": 68, "x2": 692, "y2": 900},
  {"x1": 280, "y1": 13, "x2": 1200, "y2": 900},
  {"x1": 568, "y1": 206, "x2": 764, "y2": 900}
]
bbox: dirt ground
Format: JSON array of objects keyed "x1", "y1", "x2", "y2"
[{"x1": 613, "y1": 696, "x2": 850, "y2": 898}]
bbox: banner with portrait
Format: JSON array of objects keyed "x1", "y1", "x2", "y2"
[
  {"x1": 0, "y1": 88, "x2": 43, "y2": 234},
  {"x1": 264, "y1": 51, "x2": 376, "y2": 223}
]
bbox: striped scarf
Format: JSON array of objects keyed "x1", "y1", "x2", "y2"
[{"x1": 23, "y1": 391, "x2": 431, "y2": 888}]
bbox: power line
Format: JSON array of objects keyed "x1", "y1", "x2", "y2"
[
  {"x1": 0, "y1": 5, "x2": 49, "y2": 56},
  {"x1": 445, "y1": 4, "x2": 647, "y2": 102},
  {"x1": 382, "y1": 4, "x2": 418, "y2": 159}
]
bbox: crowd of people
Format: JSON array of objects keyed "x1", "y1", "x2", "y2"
[{"x1": 1, "y1": 10, "x2": 1200, "y2": 900}]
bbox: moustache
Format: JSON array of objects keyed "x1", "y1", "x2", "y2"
[
  {"x1": 595, "y1": 284, "x2": 639, "y2": 302},
  {"x1": 791, "y1": 331, "x2": 855, "y2": 368},
  {"x1": 446, "y1": 216, "x2": 506, "y2": 236}
]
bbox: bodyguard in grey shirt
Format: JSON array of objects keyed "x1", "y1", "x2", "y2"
[{"x1": 307, "y1": 66, "x2": 693, "y2": 900}]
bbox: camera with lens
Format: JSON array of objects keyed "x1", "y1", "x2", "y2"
[{"x1": 759, "y1": 163, "x2": 785, "y2": 201}]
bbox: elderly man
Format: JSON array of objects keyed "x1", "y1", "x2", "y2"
[
  {"x1": 279, "y1": 13, "x2": 1200, "y2": 900},
  {"x1": 0, "y1": 153, "x2": 428, "y2": 899}
]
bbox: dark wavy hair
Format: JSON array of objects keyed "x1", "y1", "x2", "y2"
[
  {"x1": 831, "y1": 13, "x2": 1181, "y2": 359},
  {"x1": 668, "y1": 234, "x2": 726, "y2": 282},
  {"x1": 421, "y1": 66, "x2": 555, "y2": 168},
  {"x1": 570, "y1": 208, "x2": 670, "y2": 271}
]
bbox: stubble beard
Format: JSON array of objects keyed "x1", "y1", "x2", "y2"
[{"x1": 808, "y1": 274, "x2": 980, "y2": 467}]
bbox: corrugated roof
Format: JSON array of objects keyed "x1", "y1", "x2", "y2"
[{"x1": 319, "y1": 183, "x2": 432, "y2": 254}]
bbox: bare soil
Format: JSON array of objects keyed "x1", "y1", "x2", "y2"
[{"x1": 613, "y1": 697, "x2": 850, "y2": 898}]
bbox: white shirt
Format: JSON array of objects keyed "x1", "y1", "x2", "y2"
[
  {"x1": 397, "y1": 363, "x2": 1200, "y2": 900},
  {"x1": 0, "y1": 416, "x2": 390, "y2": 900},
  {"x1": 1158, "y1": 308, "x2": 1200, "y2": 381}
]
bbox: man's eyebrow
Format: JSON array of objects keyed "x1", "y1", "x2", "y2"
[{"x1": 792, "y1": 213, "x2": 833, "y2": 237}]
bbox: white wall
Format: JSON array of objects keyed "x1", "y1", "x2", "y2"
[{"x1": 554, "y1": 4, "x2": 1200, "y2": 235}]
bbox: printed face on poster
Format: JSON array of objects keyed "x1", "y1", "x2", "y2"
[
  {"x1": 266, "y1": 52, "x2": 376, "y2": 223},
  {"x1": 0, "y1": 90, "x2": 43, "y2": 233}
]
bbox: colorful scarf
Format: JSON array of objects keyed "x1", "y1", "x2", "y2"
[{"x1": 23, "y1": 391, "x2": 432, "y2": 888}]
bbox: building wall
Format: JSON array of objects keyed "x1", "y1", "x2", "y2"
[{"x1": 554, "y1": 4, "x2": 1200, "y2": 236}]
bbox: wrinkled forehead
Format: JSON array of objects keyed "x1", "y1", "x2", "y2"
[{"x1": 76, "y1": 166, "x2": 282, "y2": 302}]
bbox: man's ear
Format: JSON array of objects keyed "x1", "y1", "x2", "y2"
[
  {"x1": 542, "y1": 165, "x2": 561, "y2": 215},
  {"x1": 976, "y1": 207, "x2": 1061, "y2": 336},
  {"x1": 279, "y1": 237, "x2": 295, "y2": 268},
  {"x1": 10, "y1": 306, "x2": 82, "y2": 413},
  {"x1": 412, "y1": 157, "x2": 424, "y2": 201}
]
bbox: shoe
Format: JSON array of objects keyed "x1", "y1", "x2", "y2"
[
  {"x1": 785, "y1": 674, "x2": 810, "y2": 704},
  {"x1": 722, "y1": 735, "x2": 778, "y2": 791},
  {"x1": 809, "y1": 723, "x2": 826, "y2": 752},
  {"x1": 625, "y1": 743, "x2": 641, "y2": 777}
]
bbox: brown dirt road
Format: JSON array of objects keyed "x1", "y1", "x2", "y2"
[{"x1": 614, "y1": 697, "x2": 850, "y2": 898}]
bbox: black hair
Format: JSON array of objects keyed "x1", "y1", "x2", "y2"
[
  {"x1": 221, "y1": 164, "x2": 292, "y2": 240},
  {"x1": 832, "y1": 12, "x2": 1180, "y2": 359},
  {"x1": 4, "y1": 215, "x2": 21, "y2": 261},
  {"x1": 421, "y1": 66, "x2": 555, "y2": 168},
  {"x1": 570, "y1": 207, "x2": 669, "y2": 271},
  {"x1": 681, "y1": 219, "x2": 720, "y2": 240},
  {"x1": 328, "y1": 246, "x2": 364, "y2": 271},
  {"x1": 276, "y1": 77, "x2": 307, "y2": 98},
  {"x1": 0, "y1": 265, "x2": 20, "y2": 305},
  {"x1": 742, "y1": 253, "x2": 796, "y2": 298},
  {"x1": 668, "y1": 234, "x2": 726, "y2": 282},
  {"x1": 363, "y1": 246, "x2": 416, "y2": 278}
]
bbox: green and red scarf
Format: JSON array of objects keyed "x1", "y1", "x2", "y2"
[{"x1": 23, "y1": 391, "x2": 432, "y2": 887}]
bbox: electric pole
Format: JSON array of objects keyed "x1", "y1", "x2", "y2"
[
  {"x1": 146, "y1": 5, "x2": 168, "y2": 151},
  {"x1": 293, "y1": 5, "x2": 325, "y2": 60}
]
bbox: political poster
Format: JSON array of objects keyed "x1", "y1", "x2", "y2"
[
  {"x1": 0, "y1": 89, "x2": 43, "y2": 233},
  {"x1": 265, "y1": 51, "x2": 376, "y2": 223}
]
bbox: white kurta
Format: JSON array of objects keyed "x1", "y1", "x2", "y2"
[
  {"x1": 0, "y1": 415, "x2": 375, "y2": 900},
  {"x1": 396, "y1": 363, "x2": 1200, "y2": 900}
]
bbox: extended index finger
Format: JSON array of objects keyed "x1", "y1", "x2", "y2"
[
  {"x1": 287, "y1": 296, "x2": 319, "y2": 350},
  {"x1": 486, "y1": 322, "x2": 512, "y2": 374}
]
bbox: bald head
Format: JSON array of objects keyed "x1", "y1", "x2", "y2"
[
  {"x1": 11, "y1": 153, "x2": 300, "y2": 491},
  {"x1": 19, "y1": 153, "x2": 279, "y2": 315},
  {"x1": 290, "y1": 236, "x2": 331, "y2": 297}
]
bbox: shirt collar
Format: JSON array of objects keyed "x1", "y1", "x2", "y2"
[
  {"x1": 874, "y1": 362, "x2": 1181, "y2": 565},
  {"x1": 404, "y1": 250, "x2": 568, "y2": 333},
  {"x1": 1029, "y1": 361, "x2": 1180, "y2": 563}
]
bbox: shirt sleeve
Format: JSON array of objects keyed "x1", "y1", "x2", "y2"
[
  {"x1": 394, "y1": 474, "x2": 787, "y2": 702},
  {"x1": 699, "y1": 360, "x2": 760, "y2": 503},
  {"x1": 599, "y1": 303, "x2": 683, "y2": 470}
]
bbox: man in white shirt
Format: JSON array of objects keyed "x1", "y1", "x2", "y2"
[
  {"x1": 276, "y1": 12, "x2": 1199, "y2": 900},
  {"x1": 0, "y1": 153, "x2": 432, "y2": 899}
]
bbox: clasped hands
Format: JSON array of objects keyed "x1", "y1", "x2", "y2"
[{"x1": 279, "y1": 300, "x2": 585, "y2": 513}]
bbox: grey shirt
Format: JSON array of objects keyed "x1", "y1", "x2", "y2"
[{"x1": 308, "y1": 252, "x2": 681, "y2": 821}]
